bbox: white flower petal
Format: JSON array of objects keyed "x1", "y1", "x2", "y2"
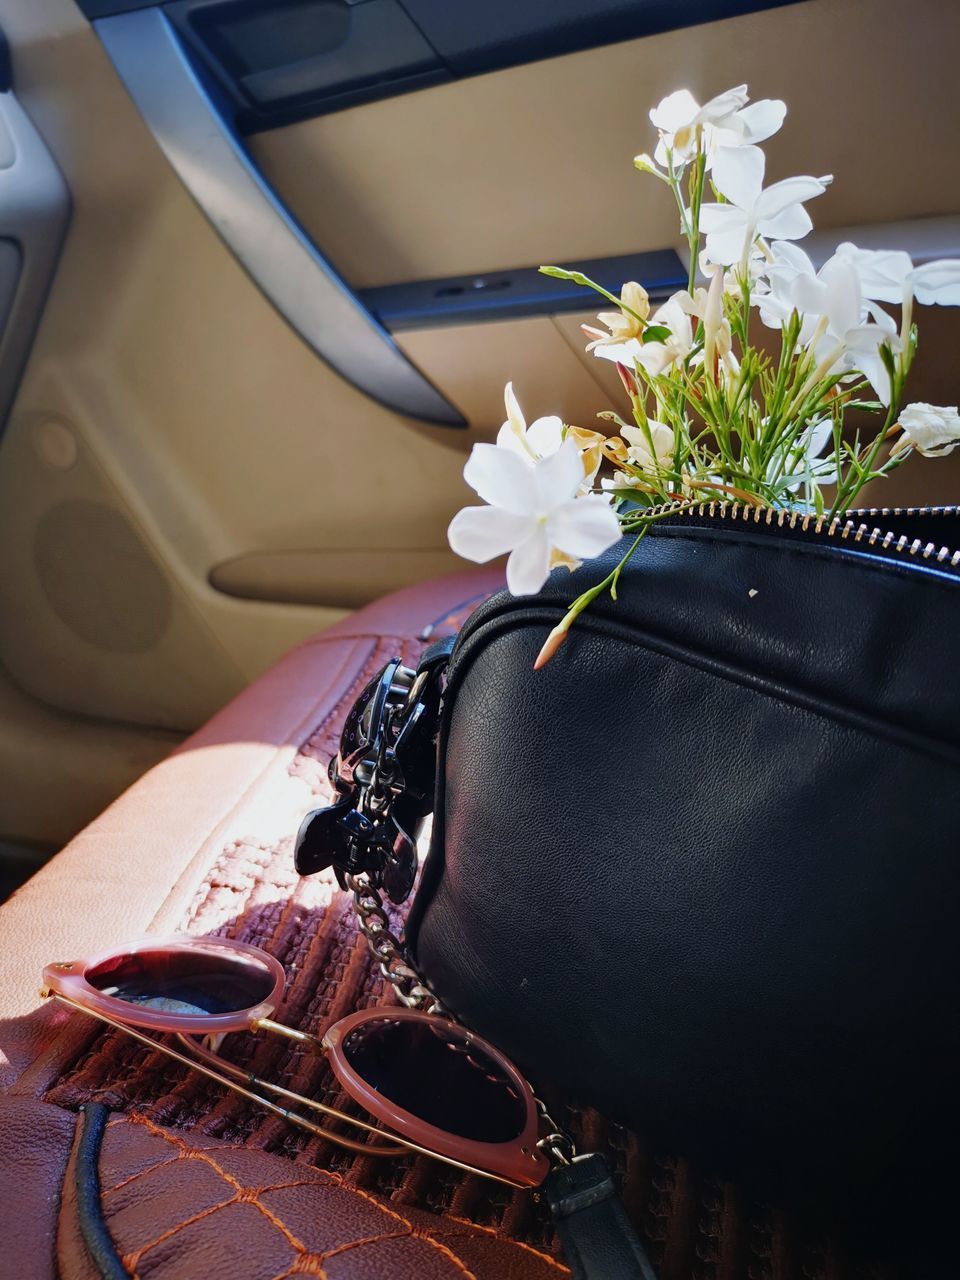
[
  {"x1": 504, "y1": 381, "x2": 525, "y2": 433},
  {"x1": 463, "y1": 444, "x2": 536, "y2": 514},
  {"x1": 703, "y1": 217, "x2": 753, "y2": 267},
  {"x1": 756, "y1": 290, "x2": 793, "y2": 328},
  {"x1": 911, "y1": 259, "x2": 960, "y2": 306},
  {"x1": 698, "y1": 203, "x2": 742, "y2": 234},
  {"x1": 495, "y1": 419, "x2": 530, "y2": 458},
  {"x1": 756, "y1": 174, "x2": 829, "y2": 221},
  {"x1": 506, "y1": 523, "x2": 551, "y2": 595},
  {"x1": 898, "y1": 402, "x2": 960, "y2": 456},
  {"x1": 654, "y1": 296, "x2": 694, "y2": 342},
  {"x1": 650, "y1": 89, "x2": 700, "y2": 133},
  {"x1": 496, "y1": 382, "x2": 538, "y2": 460},
  {"x1": 736, "y1": 98, "x2": 786, "y2": 143},
  {"x1": 698, "y1": 84, "x2": 749, "y2": 124},
  {"x1": 447, "y1": 505, "x2": 533, "y2": 563},
  {"x1": 802, "y1": 418, "x2": 833, "y2": 460},
  {"x1": 836, "y1": 243, "x2": 913, "y2": 304},
  {"x1": 820, "y1": 259, "x2": 863, "y2": 336},
  {"x1": 526, "y1": 415, "x2": 565, "y2": 457},
  {"x1": 532, "y1": 440, "x2": 585, "y2": 512},
  {"x1": 712, "y1": 144, "x2": 765, "y2": 209},
  {"x1": 633, "y1": 342, "x2": 673, "y2": 375},
  {"x1": 548, "y1": 496, "x2": 622, "y2": 559},
  {"x1": 757, "y1": 204, "x2": 812, "y2": 242},
  {"x1": 768, "y1": 240, "x2": 816, "y2": 275},
  {"x1": 591, "y1": 337, "x2": 645, "y2": 364},
  {"x1": 851, "y1": 348, "x2": 893, "y2": 405}
]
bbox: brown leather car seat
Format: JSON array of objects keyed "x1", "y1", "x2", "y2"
[
  {"x1": 0, "y1": 566, "x2": 569, "y2": 1280},
  {"x1": 0, "y1": 567, "x2": 902, "y2": 1280}
]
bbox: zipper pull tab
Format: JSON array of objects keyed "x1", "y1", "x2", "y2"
[{"x1": 545, "y1": 1152, "x2": 658, "y2": 1280}]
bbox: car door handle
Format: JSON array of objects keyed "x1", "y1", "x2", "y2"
[{"x1": 94, "y1": 8, "x2": 465, "y2": 428}]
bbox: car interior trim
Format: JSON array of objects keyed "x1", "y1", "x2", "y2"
[
  {"x1": 358, "y1": 249, "x2": 689, "y2": 331},
  {"x1": 94, "y1": 7, "x2": 467, "y2": 427},
  {"x1": 0, "y1": 89, "x2": 70, "y2": 439}
]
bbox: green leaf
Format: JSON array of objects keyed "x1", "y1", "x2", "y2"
[
  {"x1": 539, "y1": 266, "x2": 588, "y2": 285},
  {"x1": 642, "y1": 325, "x2": 672, "y2": 344}
]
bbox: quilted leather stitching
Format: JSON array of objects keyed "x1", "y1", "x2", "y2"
[{"x1": 93, "y1": 1110, "x2": 565, "y2": 1280}]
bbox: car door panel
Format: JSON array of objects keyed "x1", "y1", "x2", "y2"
[
  {"x1": 247, "y1": 0, "x2": 960, "y2": 288},
  {"x1": 0, "y1": 0, "x2": 956, "y2": 852}
]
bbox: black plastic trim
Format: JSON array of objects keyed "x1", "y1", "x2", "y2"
[
  {"x1": 360, "y1": 249, "x2": 687, "y2": 331},
  {"x1": 0, "y1": 24, "x2": 10, "y2": 92},
  {"x1": 78, "y1": 0, "x2": 803, "y2": 133}
]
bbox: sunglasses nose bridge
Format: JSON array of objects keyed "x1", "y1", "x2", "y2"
[{"x1": 251, "y1": 1015, "x2": 328, "y2": 1055}]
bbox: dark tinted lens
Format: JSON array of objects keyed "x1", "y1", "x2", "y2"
[
  {"x1": 341, "y1": 1017, "x2": 526, "y2": 1143},
  {"x1": 85, "y1": 946, "x2": 275, "y2": 1017}
]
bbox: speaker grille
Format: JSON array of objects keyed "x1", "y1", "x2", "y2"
[{"x1": 34, "y1": 500, "x2": 172, "y2": 653}]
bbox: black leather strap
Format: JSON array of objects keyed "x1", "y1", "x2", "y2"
[
  {"x1": 75, "y1": 1102, "x2": 127, "y2": 1280},
  {"x1": 417, "y1": 634, "x2": 456, "y2": 675},
  {"x1": 546, "y1": 1153, "x2": 658, "y2": 1280}
]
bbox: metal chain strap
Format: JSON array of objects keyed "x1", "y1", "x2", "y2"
[
  {"x1": 345, "y1": 867, "x2": 575, "y2": 1166},
  {"x1": 345, "y1": 870, "x2": 444, "y2": 1014}
]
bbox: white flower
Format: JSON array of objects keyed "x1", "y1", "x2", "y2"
[
  {"x1": 496, "y1": 383, "x2": 593, "y2": 489},
  {"x1": 495, "y1": 382, "x2": 603, "y2": 488},
  {"x1": 831, "y1": 243, "x2": 914, "y2": 306},
  {"x1": 650, "y1": 85, "x2": 785, "y2": 168},
  {"x1": 448, "y1": 441, "x2": 621, "y2": 595},
  {"x1": 583, "y1": 282, "x2": 650, "y2": 354},
  {"x1": 753, "y1": 244, "x2": 899, "y2": 403},
  {"x1": 833, "y1": 245, "x2": 960, "y2": 308},
  {"x1": 601, "y1": 421, "x2": 675, "y2": 490},
  {"x1": 496, "y1": 381, "x2": 564, "y2": 462},
  {"x1": 911, "y1": 260, "x2": 960, "y2": 306},
  {"x1": 700, "y1": 268, "x2": 726, "y2": 376},
  {"x1": 588, "y1": 293, "x2": 693, "y2": 375},
  {"x1": 753, "y1": 240, "x2": 817, "y2": 327},
  {"x1": 891, "y1": 403, "x2": 960, "y2": 458},
  {"x1": 698, "y1": 146, "x2": 831, "y2": 268},
  {"x1": 790, "y1": 254, "x2": 900, "y2": 403}
]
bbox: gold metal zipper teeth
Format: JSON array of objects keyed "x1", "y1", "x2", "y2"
[{"x1": 654, "y1": 500, "x2": 960, "y2": 567}]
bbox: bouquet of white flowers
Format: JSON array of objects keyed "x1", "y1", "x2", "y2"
[{"x1": 447, "y1": 84, "x2": 960, "y2": 665}]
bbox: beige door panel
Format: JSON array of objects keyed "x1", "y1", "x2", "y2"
[
  {"x1": 208, "y1": 313, "x2": 619, "y2": 606},
  {"x1": 396, "y1": 314, "x2": 615, "y2": 440},
  {"x1": 0, "y1": 3, "x2": 470, "y2": 734},
  {"x1": 0, "y1": 659, "x2": 180, "y2": 850},
  {"x1": 250, "y1": 0, "x2": 960, "y2": 289}
]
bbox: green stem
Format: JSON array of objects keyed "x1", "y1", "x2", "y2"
[
  {"x1": 538, "y1": 267, "x2": 650, "y2": 328},
  {"x1": 685, "y1": 151, "x2": 707, "y2": 294}
]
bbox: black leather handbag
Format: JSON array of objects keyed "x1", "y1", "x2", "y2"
[{"x1": 301, "y1": 501, "x2": 960, "y2": 1223}]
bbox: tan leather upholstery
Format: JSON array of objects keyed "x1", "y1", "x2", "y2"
[
  {"x1": 0, "y1": 566, "x2": 501, "y2": 1097},
  {"x1": 0, "y1": 567, "x2": 570, "y2": 1280}
]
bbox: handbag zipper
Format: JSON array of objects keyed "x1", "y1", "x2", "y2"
[{"x1": 648, "y1": 501, "x2": 960, "y2": 573}]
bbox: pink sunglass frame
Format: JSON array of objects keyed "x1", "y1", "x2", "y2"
[{"x1": 40, "y1": 934, "x2": 549, "y2": 1188}]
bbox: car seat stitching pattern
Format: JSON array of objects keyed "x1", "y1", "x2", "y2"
[{"x1": 100, "y1": 1110, "x2": 536, "y2": 1280}]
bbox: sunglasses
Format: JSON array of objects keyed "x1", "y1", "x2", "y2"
[{"x1": 40, "y1": 934, "x2": 552, "y2": 1189}]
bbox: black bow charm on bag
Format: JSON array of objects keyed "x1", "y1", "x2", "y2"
[{"x1": 294, "y1": 647, "x2": 447, "y2": 904}]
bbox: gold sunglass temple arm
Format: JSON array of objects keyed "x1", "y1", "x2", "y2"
[
  {"x1": 47, "y1": 993, "x2": 405, "y2": 1159},
  {"x1": 251, "y1": 1016, "x2": 326, "y2": 1050},
  {"x1": 45, "y1": 994, "x2": 526, "y2": 1189}
]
